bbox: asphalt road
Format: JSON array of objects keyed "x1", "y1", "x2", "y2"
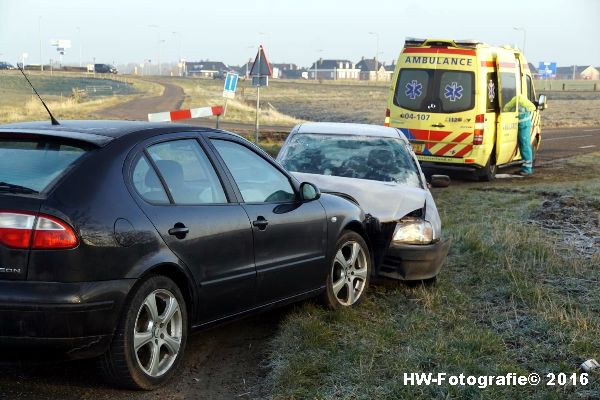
[
  {"x1": 536, "y1": 126, "x2": 600, "y2": 163},
  {"x1": 4, "y1": 81, "x2": 596, "y2": 399}
]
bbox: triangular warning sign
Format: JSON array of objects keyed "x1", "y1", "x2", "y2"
[{"x1": 249, "y1": 45, "x2": 272, "y2": 77}]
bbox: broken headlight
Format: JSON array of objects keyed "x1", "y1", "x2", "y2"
[{"x1": 392, "y1": 217, "x2": 433, "y2": 245}]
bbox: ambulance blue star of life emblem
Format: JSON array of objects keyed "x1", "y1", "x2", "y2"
[
  {"x1": 405, "y1": 80, "x2": 423, "y2": 100},
  {"x1": 444, "y1": 82, "x2": 463, "y2": 102},
  {"x1": 488, "y1": 79, "x2": 495, "y2": 102}
]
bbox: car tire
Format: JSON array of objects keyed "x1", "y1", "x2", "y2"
[
  {"x1": 477, "y1": 152, "x2": 497, "y2": 181},
  {"x1": 322, "y1": 230, "x2": 371, "y2": 309},
  {"x1": 100, "y1": 275, "x2": 188, "y2": 390}
]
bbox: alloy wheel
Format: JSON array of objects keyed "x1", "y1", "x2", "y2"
[
  {"x1": 133, "y1": 289, "x2": 183, "y2": 377},
  {"x1": 331, "y1": 241, "x2": 368, "y2": 306}
]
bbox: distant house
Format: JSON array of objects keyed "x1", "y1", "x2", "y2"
[
  {"x1": 308, "y1": 59, "x2": 360, "y2": 80},
  {"x1": 580, "y1": 66, "x2": 599, "y2": 80},
  {"x1": 356, "y1": 57, "x2": 389, "y2": 81},
  {"x1": 271, "y1": 63, "x2": 300, "y2": 79},
  {"x1": 527, "y1": 63, "x2": 539, "y2": 77},
  {"x1": 384, "y1": 62, "x2": 396, "y2": 81},
  {"x1": 185, "y1": 61, "x2": 228, "y2": 78},
  {"x1": 555, "y1": 65, "x2": 598, "y2": 80}
]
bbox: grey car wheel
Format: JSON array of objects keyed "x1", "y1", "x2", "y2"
[{"x1": 323, "y1": 230, "x2": 371, "y2": 309}]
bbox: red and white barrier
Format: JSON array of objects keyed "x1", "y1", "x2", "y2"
[{"x1": 148, "y1": 106, "x2": 224, "y2": 123}]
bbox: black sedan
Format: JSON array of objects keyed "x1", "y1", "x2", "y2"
[{"x1": 0, "y1": 121, "x2": 371, "y2": 389}]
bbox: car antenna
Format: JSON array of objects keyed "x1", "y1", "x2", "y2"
[{"x1": 17, "y1": 64, "x2": 60, "y2": 126}]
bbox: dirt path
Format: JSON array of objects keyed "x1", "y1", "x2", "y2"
[
  {"x1": 0, "y1": 307, "x2": 290, "y2": 399},
  {"x1": 93, "y1": 81, "x2": 185, "y2": 120}
]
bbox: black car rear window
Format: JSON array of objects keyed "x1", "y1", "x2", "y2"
[{"x1": 0, "y1": 137, "x2": 90, "y2": 193}]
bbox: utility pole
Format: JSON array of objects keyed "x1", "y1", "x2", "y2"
[
  {"x1": 369, "y1": 31, "x2": 380, "y2": 81},
  {"x1": 38, "y1": 16, "x2": 43, "y2": 72}
]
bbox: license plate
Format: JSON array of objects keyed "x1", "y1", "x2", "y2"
[{"x1": 411, "y1": 142, "x2": 425, "y2": 153}]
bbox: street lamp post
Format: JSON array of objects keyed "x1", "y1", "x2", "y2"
[
  {"x1": 76, "y1": 26, "x2": 82, "y2": 67},
  {"x1": 158, "y1": 39, "x2": 165, "y2": 75},
  {"x1": 513, "y1": 26, "x2": 526, "y2": 54},
  {"x1": 314, "y1": 49, "x2": 323, "y2": 81},
  {"x1": 38, "y1": 16, "x2": 43, "y2": 72},
  {"x1": 368, "y1": 31, "x2": 380, "y2": 81},
  {"x1": 148, "y1": 24, "x2": 160, "y2": 75},
  {"x1": 172, "y1": 31, "x2": 182, "y2": 76}
]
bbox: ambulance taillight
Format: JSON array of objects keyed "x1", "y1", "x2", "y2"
[
  {"x1": 384, "y1": 108, "x2": 391, "y2": 127},
  {"x1": 473, "y1": 114, "x2": 485, "y2": 145}
]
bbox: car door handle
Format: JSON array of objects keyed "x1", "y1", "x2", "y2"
[
  {"x1": 252, "y1": 216, "x2": 269, "y2": 230},
  {"x1": 168, "y1": 224, "x2": 189, "y2": 238}
]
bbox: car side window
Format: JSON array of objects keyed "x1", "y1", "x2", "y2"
[
  {"x1": 146, "y1": 139, "x2": 227, "y2": 205},
  {"x1": 132, "y1": 155, "x2": 170, "y2": 204},
  {"x1": 211, "y1": 139, "x2": 296, "y2": 203}
]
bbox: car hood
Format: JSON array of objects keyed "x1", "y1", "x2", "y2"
[{"x1": 292, "y1": 172, "x2": 428, "y2": 222}]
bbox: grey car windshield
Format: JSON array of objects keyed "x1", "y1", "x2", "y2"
[{"x1": 279, "y1": 133, "x2": 421, "y2": 187}]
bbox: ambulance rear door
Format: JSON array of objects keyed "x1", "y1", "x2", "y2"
[
  {"x1": 495, "y1": 52, "x2": 520, "y2": 165},
  {"x1": 424, "y1": 48, "x2": 477, "y2": 160}
]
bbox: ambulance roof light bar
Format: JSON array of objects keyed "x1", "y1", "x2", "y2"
[{"x1": 404, "y1": 37, "x2": 486, "y2": 49}]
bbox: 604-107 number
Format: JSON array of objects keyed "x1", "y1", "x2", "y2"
[{"x1": 400, "y1": 113, "x2": 430, "y2": 121}]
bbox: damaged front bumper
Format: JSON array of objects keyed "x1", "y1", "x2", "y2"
[{"x1": 376, "y1": 238, "x2": 451, "y2": 281}]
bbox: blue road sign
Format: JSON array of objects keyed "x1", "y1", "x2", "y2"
[
  {"x1": 223, "y1": 72, "x2": 239, "y2": 99},
  {"x1": 538, "y1": 62, "x2": 557, "y2": 79}
]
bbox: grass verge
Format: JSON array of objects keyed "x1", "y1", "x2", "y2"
[
  {"x1": 0, "y1": 73, "x2": 162, "y2": 123},
  {"x1": 266, "y1": 152, "x2": 600, "y2": 399}
]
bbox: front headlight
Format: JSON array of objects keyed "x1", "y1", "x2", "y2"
[{"x1": 392, "y1": 218, "x2": 433, "y2": 244}]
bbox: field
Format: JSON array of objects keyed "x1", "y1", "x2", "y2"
[
  {"x1": 267, "y1": 152, "x2": 600, "y2": 399},
  {"x1": 0, "y1": 72, "x2": 162, "y2": 123},
  {"x1": 163, "y1": 77, "x2": 600, "y2": 128}
]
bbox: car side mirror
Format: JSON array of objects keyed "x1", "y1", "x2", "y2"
[
  {"x1": 300, "y1": 182, "x2": 320, "y2": 201},
  {"x1": 537, "y1": 94, "x2": 548, "y2": 110},
  {"x1": 430, "y1": 175, "x2": 450, "y2": 188}
]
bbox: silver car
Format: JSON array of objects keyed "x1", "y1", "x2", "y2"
[{"x1": 277, "y1": 122, "x2": 450, "y2": 281}]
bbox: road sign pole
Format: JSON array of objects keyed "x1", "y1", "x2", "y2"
[
  {"x1": 255, "y1": 48, "x2": 261, "y2": 143},
  {"x1": 255, "y1": 85, "x2": 260, "y2": 144},
  {"x1": 223, "y1": 98, "x2": 229, "y2": 118}
]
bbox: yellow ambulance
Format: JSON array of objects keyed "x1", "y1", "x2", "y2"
[{"x1": 385, "y1": 38, "x2": 547, "y2": 180}]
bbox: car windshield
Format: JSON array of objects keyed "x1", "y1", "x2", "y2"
[
  {"x1": 279, "y1": 133, "x2": 421, "y2": 187},
  {"x1": 0, "y1": 138, "x2": 89, "y2": 193}
]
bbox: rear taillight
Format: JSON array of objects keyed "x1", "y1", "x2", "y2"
[
  {"x1": 473, "y1": 114, "x2": 485, "y2": 145},
  {"x1": 0, "y1": 212, "x2": 78, "y2": 249},
  {"x1": 384, "y1": 108, "x2": 391, "y2": 127}
]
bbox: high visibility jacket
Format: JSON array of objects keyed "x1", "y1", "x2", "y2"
[{"x1": 504, "y1": 96, "x2": 536, "y2": 129}]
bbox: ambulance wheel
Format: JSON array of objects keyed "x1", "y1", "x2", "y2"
[{"x1": 477, "y1": 155, "x2": 497, "y2": 181}]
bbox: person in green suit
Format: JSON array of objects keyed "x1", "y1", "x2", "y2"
[{"x1": 504, "y1": 95, "x2": 537, "y2": 175}]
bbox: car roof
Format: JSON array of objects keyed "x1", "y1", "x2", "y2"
[
  {"x1": 295, "y1": 122, "x2": 402, "y2": 139},
  {"x1": 0, "y1": 120, "x2": 211, "y2": 146}
]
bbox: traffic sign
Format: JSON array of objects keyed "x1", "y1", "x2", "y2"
[
  {"x1": 249, "y1": 45, "x2": 272, "y2": 80},
  {"x1": 538, "y1": 61, "x2": 557, "y2": 79},
  {"x1": 252, "y1": 76, "x2": 268, "y2": 87},
  {"x1": 223, "y1": 72, "x2": 239, "y2": 99}
]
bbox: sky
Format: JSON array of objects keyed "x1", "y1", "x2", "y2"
[{"x1": 0, "y1": 0, "x2": 598, "y2": 69}]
